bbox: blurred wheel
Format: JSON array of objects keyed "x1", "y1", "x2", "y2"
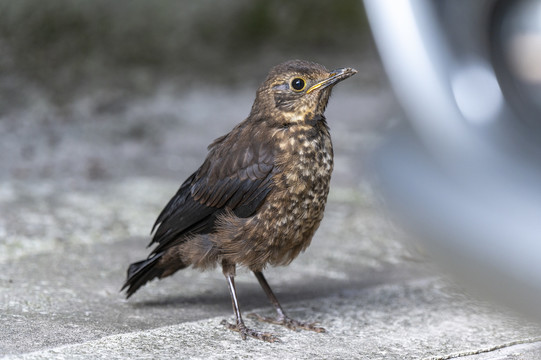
[{"x1": 364, "y1": 0, "x2": 541, "y2": 321}]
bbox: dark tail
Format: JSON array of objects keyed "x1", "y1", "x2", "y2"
[{"x1": 121, "y1": 252, "x2": 168, "y2": 298}]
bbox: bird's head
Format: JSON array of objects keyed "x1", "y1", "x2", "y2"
[{"x1": 250, "y1": 60, "x2": 357, "y2": 127}]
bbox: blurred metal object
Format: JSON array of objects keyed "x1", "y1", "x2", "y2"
[
  {"x1": 494, "y1": 0, "x2": 541, "y2": 132},
  {"x1": 364, "y1": 0, "x2": 541, "y2": 320}
]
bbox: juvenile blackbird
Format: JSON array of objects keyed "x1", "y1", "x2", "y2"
[{"x1": 122, "y1": 60, "x2": 357, "y2": 342}]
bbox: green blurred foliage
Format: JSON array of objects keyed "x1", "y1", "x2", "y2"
[{"x1": 0, "y1": 0, "x2": 369, "y2": 95}]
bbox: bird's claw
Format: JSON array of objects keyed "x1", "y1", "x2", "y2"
[
  {"x1": 248, "y1": 313, "x2": 326, "y2": 333},
  {"x1": 221, "y1": 320, "x2": 281, "y2": 343}
]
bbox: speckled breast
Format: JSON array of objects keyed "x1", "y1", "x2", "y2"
[{"x1": 254, "y1": 122, "x2": 334, "y2": 266}]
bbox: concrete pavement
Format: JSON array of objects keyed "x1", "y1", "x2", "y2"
[{"x1": 1, "y1": 84, "x2": 540, "y2": 359}]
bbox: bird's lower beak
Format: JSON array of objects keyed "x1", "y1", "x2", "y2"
[{"x1": 306, "y1": 67, "x2": 358, "y2": 94}]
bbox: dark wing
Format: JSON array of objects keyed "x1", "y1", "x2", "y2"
[{"x1": 148, "y1": 129, "x2": 275, "y2": 255}]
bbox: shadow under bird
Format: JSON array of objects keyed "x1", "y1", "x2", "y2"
[{"x1": 122, "y1": 60, "x2": 357, "y2": 342}]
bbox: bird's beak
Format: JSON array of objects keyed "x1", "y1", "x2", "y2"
[{"x1": 306, "y1": 67, "x2": 358, "y2": 94}]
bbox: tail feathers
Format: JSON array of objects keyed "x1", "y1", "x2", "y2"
[{"x1": 122, "y1": 252, "x2": 167, "y2": 298}]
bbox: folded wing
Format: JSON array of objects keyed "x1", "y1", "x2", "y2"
[{"x1": 148, "y1": 131, "x2": 276, "y2": 255}]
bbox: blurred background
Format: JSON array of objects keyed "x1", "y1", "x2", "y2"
[
  {"x1": 0, "y1": 0, "x2": 389, "y2": 186},
  {"x1": 365, "y1": 0, "x2": 541, "y2": 322},
  {"x1": 0, "y1": 0, "x2": 371, "y2": 95}
]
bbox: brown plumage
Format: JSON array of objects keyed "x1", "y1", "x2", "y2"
[{"x1": 122, "y1": 60, "x2": 357, "y2": 342}]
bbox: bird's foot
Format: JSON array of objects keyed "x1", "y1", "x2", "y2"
[
  {"x1": 248, "y1": 313, "x2": 326, "y2": 333},
  {"x1": 220, "y1": 320, "x2": 281, "y2": 343}
]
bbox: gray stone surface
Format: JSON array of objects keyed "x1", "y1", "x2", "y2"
[{"x1": 1, "y1": 78, "x2": 541, "y2": 359}]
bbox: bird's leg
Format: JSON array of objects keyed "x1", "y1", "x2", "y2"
[
  {"x1": 249, "y1": 271, "x2": 326, "y2": 333},
  {"x1": 221, "y1": 260, "x2": 280, "y2": 342}
]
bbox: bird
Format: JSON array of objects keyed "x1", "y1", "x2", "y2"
[{"x1": 122, "y1": 59, "x2": 357, "y2": 342}]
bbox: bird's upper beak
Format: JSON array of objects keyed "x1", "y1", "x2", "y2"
[{"x1": 306, "y1": 67, "x2": 358, "y2": 94}]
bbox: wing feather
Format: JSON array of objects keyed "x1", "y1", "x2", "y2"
[{"x1": 148, "y1": 126, "x2": 275, "y2": 255}]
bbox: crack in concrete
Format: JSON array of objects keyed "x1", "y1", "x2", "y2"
[{"x1": 425, "y1": 337, "x2": 541, "y2": 360}]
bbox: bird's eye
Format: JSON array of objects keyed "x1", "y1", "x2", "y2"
[{"x1": 290, "y1": 78, "x2": 306, "y2": 92}]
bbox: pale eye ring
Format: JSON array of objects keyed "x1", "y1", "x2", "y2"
[{"x1": 291, "y1": 77, "x2": 306, "y2": 92}]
